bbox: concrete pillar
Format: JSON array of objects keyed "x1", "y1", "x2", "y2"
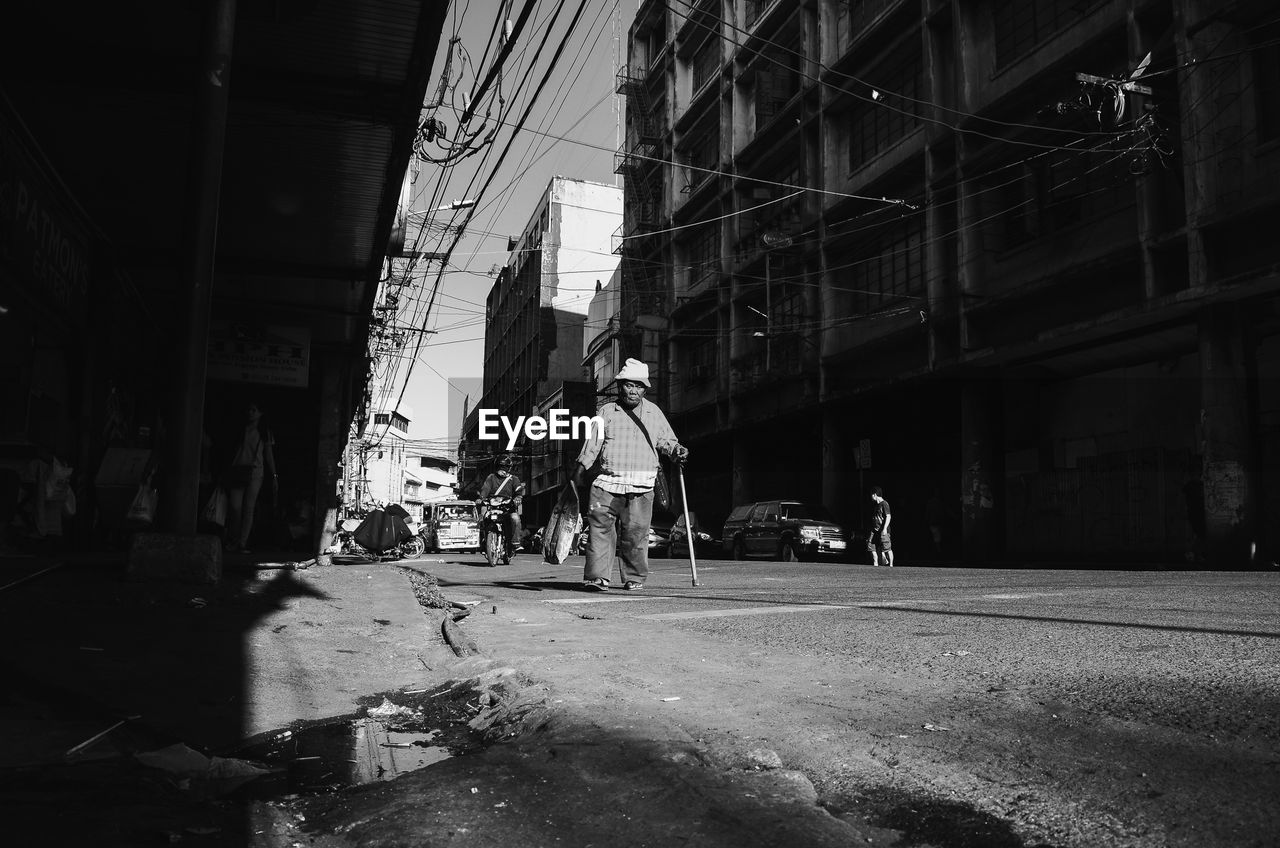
[
  {"x1": 731, "y1": 434, "x2": 753, "y2": 509},
  {"x1": 168, "y1": 0, "x2": 237, "y2": 534},
  {"x1": 1198, "y1": 304, "x2": 1255, "y2": 566},
  {"x1": 312, "y1": 352, "x2": 348, "y2": 566},
  {"x1": 821, "y1": 409, "x2": 853, "y2": 531},
  {"x1": 130, "y1": 0, "x2": 235, "y2": 583},
  {"x1": 960, "y1": 377, "x2": 1001, "y2": 565}
]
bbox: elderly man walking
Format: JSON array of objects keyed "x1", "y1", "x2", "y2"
[{"x1": 573, "y1": 359, "x2": 688, "y2": 591}]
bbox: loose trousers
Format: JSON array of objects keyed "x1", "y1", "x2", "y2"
[{"x1": 584, "y1": 484, "x2": 654, "y2": 584}]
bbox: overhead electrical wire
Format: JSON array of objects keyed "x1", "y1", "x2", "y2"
[
  {"x1": 664, "y1": 0, "x2": 1139, "y2": 148},
  {"x1": 378, "y1": 0, "x2": 1233, "y2": 444},
  {"x1": 371, "y1": 0, "x2": 592, "y2": 448}
]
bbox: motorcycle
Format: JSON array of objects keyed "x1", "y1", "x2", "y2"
[
  {"x1": 479, "y1": 496, "x2": 517, "y2": 567},
  {"x1": 330, "y1": 510, "x2": 425, "y2": 561}
]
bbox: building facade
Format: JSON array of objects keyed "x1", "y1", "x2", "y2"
[
  {"x1": 463, "y1": 177, "x2": 623, "y2": 526},
  {"x1": 618, "y1": 0, "x2": 1280, "y2": 565},
  {"x1": 0, "y1": 1, "x2": 450, "y2": 568},
  {"x1": 345, "y1": 403, "x2": 414, "y2": 515},
  {"x1": 584, "y1": 271, "x2": 624, "y2": 394}
]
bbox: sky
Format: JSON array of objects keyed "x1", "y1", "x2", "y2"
[{"x1": 377, "y1": 0, "x2": 631, "y2": 457}]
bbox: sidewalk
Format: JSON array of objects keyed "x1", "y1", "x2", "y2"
[
  {"x1": 0, "y1": 551, "x2": 449, "y2": 752},
  {"x1": 0, "y1": 550, "x2": 871, "y2": 847}
]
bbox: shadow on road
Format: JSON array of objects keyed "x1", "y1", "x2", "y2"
[{"x1": 860, "y1": 604, "x2": 1280, "y2": 640}]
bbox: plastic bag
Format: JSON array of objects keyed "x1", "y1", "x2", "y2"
[
  {"x1": 127, "y1": 477, "x2": 157, "y2": 524},
  {"x1": 201, "y1": 487, "x2": 228, "y2": 527},
  {"x1": 44, "y1": 458, "x2": 73, "y2": 501},
  {"x1": 542, "y1": 485, "x2": 582, "y2": 565}
]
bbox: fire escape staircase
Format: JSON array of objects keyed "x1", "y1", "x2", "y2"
[{"x1": 613, "y1": 64, "x2": 665, "y2": 317}]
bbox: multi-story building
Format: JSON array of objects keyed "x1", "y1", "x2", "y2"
[
  {"x1": 617, "y1": 0, "x2": 1280, "y2": 566},
  {"x1": 344, "y1": 402, "x2": 413, "y2": 515},
  {"x1": 403, "y1": 453, "x2": 459, "y2": 521},
  {"x1": 465, "y1": 177, "x2": 623, "y2": 526}
]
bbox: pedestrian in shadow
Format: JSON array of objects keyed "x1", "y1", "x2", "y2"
[{"x1": 223, "y1": 401, "x2": 277, "y2": 553}]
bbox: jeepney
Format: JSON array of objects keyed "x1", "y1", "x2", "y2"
[{"x1": 423, "y1": 500, "x2": 481, "y2": 552}]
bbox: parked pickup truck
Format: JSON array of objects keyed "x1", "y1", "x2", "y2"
[{"x1": 720, "y1": 500, "x2": 851, "y2": 561}]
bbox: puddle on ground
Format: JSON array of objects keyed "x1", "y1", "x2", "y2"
[
  {"x1": 827, "y1": 786, "x2": 1065, "y2": 848},
  {"x1": 232, "y1": 686, "x2": 485, "y2": 797}
]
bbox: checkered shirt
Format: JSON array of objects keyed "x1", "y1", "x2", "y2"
[{"x1": 577, "y1": 399, "x2": 678, "y2": 494}]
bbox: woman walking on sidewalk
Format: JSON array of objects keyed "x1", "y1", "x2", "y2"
[{"x1": 224, "y1": 402, "x2": 277, "y2": 553}]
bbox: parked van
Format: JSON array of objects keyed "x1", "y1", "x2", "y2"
[{"x1": 422, "y1": 500, "x2": 481, "y2": 553}]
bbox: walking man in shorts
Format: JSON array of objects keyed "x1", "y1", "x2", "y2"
[{"x1": 869, "y1": 486, "x2": 893, "y2": 567}]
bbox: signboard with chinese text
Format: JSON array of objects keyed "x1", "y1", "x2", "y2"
[{"x1": 207, "y1": 323, "x2": 310, "y2": 387}]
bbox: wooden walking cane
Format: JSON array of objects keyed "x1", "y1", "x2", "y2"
[{"x1": 676, "y1": 463, "x2": 699, "y2": 587}]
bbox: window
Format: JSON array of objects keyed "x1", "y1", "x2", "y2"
[
  {"x1": 992, "y1": 0, "x2": 1094, "y2": 69},
  {"x1": 593, "y1": 343, "x2": 614, "y2": 388},
  {"x1": 754, "y1": 46, "x2": 802, "y2": 132},
  {"x1": 761, "y1": 503, "x2": 779, "y2": 522},
  {"x1": 1256, "y1": 20, "x2": 1280, "y2": 143},
  {"x1": 373, "y1": 413, "x2": 390, "y2": 426},
  {"x1": 685, "y1": 223, "x2": 720, "y2": 289},
  {"x1": 685, "y1": 338, "x2": 716, "y2": 385},
  {"x1": 985, "y1": 152, "x2": 1130, "y2": 251},
  {"x1": 845, "y1": 0, "x2": 898, "y2": 39},
  {"x1": 748, "y1": 503, "x2": 769, "y2": 522},
  {"x1": 781, "y1": 503, "x2": 835, "y2": 521},
  {"x1": 692, "y1": 37, "x2": 720, "y2": 95},
  {"x1": 847, "y1": 45, "x2": 922, "y2": 171},
  {"x1": 684, "y1": 126, "x2": 720, "y2": 191},
  {"x1": 845, "y1": 217, "x2": 925, "y2": 315}
]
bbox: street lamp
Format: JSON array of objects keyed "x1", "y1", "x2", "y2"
[
  {"x1": 408, "y1": 199, "x2": 476, "y2": 215},
  {"x1": 759, "y1": 230, "x2": 792, "y2": 370},
  {"x1": 752, "y1": 329, "x2": 819, "y2": 352}
]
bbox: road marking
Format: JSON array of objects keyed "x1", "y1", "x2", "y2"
[
  {"x1": 981, "y1": 593, "x2": 1052, "y2": 600},
  {"x1": 546, "y1": 597, "x2": 649, "y2": 605},
  {"x1": 636, "y1": 604, "x2": 849, "y2": 621}
]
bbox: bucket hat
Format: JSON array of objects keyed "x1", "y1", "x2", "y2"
[{"x1": 615, "y1": 358, "x2": 651, "y2": 388}]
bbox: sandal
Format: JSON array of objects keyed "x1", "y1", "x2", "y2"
[
  {"x1": 622, "y1": 581, "x2": 644, "y2": 591},
  {"x1": 582, "y1": 578, "x2": 610, "y2": 591}
]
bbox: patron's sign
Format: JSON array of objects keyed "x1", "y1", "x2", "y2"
[{"x1": 477, "y1": 409, "x2": 604, "y2": 450}]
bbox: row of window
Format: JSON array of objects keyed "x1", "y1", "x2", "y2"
[
  {"x1": 983, "y1": 152, "x2": 1131, "y2": 252},
  {"x1": 836, "y1": 217, "x2": 926, "y2": 317},
  {"x1": 845, "y1": 44, "x2": 922, "y2": 172}
]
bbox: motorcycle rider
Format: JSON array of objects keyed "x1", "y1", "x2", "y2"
[{"x1": 477, "y1": 453, "x2": 524, "y2": 562}]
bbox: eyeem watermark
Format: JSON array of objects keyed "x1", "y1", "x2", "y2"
[{"x1": 478, "y1": 409, "x2": 604, "y2": 450}]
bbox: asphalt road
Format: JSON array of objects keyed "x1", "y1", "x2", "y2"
[{"x1": 427, "y1": 552, "x2": 1280, "y2": 848}]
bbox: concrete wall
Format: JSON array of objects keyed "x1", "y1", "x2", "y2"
[{"x1": 545, "y1": 178, "x2": 623, "y2": 316}]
